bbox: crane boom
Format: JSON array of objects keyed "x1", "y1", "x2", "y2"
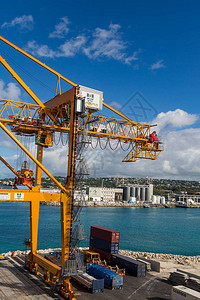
[{"x1": 0, "y1": 35, "x2": 77, "y2": 88}]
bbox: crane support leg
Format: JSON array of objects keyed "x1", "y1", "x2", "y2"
[
  {"x1": 35, "y1": 145, "x2": 43, "y2": 189},
  {"x1": 61, "y1": 94, "x2": 77, "y2": 265},
  {"x1": 25, "y1": 199, "x2": 40, "y2": 275},
  {"x1": 30, "y1": 200, "x2": 40, "y2": 254},
  {"x1": 60, "y1": 193, "x2": 72, "y2": 265}
]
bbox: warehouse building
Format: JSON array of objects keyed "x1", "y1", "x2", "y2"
[
  {"x1": 87, "y1": 187, "x2": 123, "y2": 202},
  {"x1": 175, "y1": 194, "x2": 200, "y2": 204}
]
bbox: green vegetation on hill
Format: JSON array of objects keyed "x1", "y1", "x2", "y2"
[{"x1": 1, "y1": 177, "x2": 200, "y2": 197}]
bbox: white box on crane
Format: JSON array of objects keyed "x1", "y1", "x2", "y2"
[{"x1": 78, "y1": 85, "x2": 103, "y2": 112}]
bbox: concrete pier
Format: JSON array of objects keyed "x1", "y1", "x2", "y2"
[
  {"x1": 0, "y1": 257, "x2": 55, "y2": 299},
  {"x1": 0, "y1": 254, "x2": 172, "y2": 300}
]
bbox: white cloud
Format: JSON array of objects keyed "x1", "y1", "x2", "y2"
[
  {"x1": 109, "y1": 101, "x2": 122, "y2": 110},
  {"x1": 1, "y1": 15, "x2": 34, "y2": 30},
  {"x1": 86, "y1": 126, "x2": 200, "y2": 180},
  {"x1": 58, "y1": 35, "x2": 88, "y2": 57},
  {"x1": 83, "y1": 24, "x2": 125, "y2": 61},
  {"x1": 152, "y1": 109, "x2": 198, "y2": 132},
  {"x1": 0, "y1": 80, "x2": 21, "y2": 100},
  {"x1": 43, "y1": 146, "x2": 68, "y2": 175},
  {"x1": 83, "y1": 24, "x2": 139, "y2": 64},
  {"x1": 150, "y1": 60, "x2": 165, "y2": 70},
  {"x1": 163, "y1": 160, "x2": 178, "y2": 175},
  {"x1": 49, "y1": 16, "x2": 70, "y2": 39},
  {"x1": 24, "y1": 41, "x2": 56, "y2": 58},
  {"x1": 25, "y1": 36, "x2": 87, "y2": 58},
  {"x1": 124, "y1": 50, "x2": 141, "y2": 65},
  {"x1": 25, "y1": 23, "x2": 140, "y2": 64}
]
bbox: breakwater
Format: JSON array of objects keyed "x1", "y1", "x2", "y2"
[
  {"x1": 41, "y1": 201, "x2": 200, "y2": 208},
  {"x1": 2, "y1": 248, "x2": 199, "y2": 265}
]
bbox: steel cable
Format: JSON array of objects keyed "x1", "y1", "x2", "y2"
[
  {"x1": 109, "y1": 139, "x2": 120, "y2": 150},
  {"x1": 0, "y1": 48, "x2": 54, "y2": 93},
  {"x1": 61, "y1": 132, "x2": 68, "y2": 146},
  {"x1": 53, "y1": 132, "x2": 61, "y2": 146},
  {"x1": 90, "y1": 137, "x2": 99, "y2": 149},
  {"x1": 99, "y1": 138, "x2": 109, "y2": 150},
  {"x1": 120, "y1": 139, "x2": 132, "y2": 151}
]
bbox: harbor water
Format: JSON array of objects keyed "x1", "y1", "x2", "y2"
[{"x1": 0, "y1": 202, "x2": 199, "y2": 256}]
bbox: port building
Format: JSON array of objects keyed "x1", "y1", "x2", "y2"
[
  {"x1": 86, "y1": 184, "x2": 153, "y2": 203},
  {"x1": 87, "y1": 187, "x2": 123, "y2": 202}
]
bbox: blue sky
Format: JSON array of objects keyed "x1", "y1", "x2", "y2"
[{"x1": 0, "y1": 0, "x2": 200, "y2": 180}]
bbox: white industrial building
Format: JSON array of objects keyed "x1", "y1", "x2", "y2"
[{"x1": 87, "y1": 187, "x2": 123, "y2": 202}]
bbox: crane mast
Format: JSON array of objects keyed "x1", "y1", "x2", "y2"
[{"x1": 0, "y1": 36, "x2": 163, "y2": 299}]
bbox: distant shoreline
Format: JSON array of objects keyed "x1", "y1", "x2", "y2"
[{"x1": 41, "y1": 201, "x2": 200, "y2": 208}]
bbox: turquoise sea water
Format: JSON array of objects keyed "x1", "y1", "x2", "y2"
[{"x1": 0, "y1": 202, "x2": 199, "y2": 256}]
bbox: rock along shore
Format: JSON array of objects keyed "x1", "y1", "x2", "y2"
[
  {"x1": 41, "y1": 201, "x2": 177, "y2": 208},
  {"x1": 1, "y1": 248, "x2": 199, "y2": 264}
]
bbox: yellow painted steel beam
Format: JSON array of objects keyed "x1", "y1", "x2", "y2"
[
  {"x1": 0, "y1": 106, "x2": 163, "y2": 161},
  {"x1": 30, "y1": 200, "x2": 40, "y2": 254},
  {"x1": 60, "y1": 193, "x2": 72, "y2": 266},
  {"x1": 0, "y1": 189, "x2": 61, "y2": 202},
  {"x1": 122, "y1": 142, "x2": 164, "y2": 162},
  {"x1": 0, "y1": 122, "x2": 67, "y2": 193},
  {"x1": 10, "y1": 123, "x2": 149, "y2": 142},
  {"x1": 33, "y1": 253, "x2": 61, "y2": 276},
  {"x1": 0, "y1": 36, "x2": 77, "y2": 87},
  {"x1": 34, "y1": 145, "x2": 43, "y2": 190},
  {"x1": 0, "y1": 155, "x2": 20, "y2": 178},
  {"x1": 103, "y1": 101, "x2": 154, "y2": 127},
  {"x1": 0, "y1": 99, "x2": 154, "y2": 141},
  {"x1": 0, "y1": 156, "x2": 32, "y2": 190},
  {"x1": 61, "y1": 95, "x2": 77, "y2": 265},
  {"x1": 0, "y1": 56, "x2": 45, "y2": 108}
]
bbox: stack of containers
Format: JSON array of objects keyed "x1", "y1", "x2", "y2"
[
  {"x1": 87, "y1": 264, "x2": 123, "y2": 289},
  {"x1": 90, "y1": 226, "x2": 119, "y2": 263},
  {"x1": 89, "y1": 226, "x2": 120, "y2": 263}
]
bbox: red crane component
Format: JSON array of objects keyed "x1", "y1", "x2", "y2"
[
  {"x1": 14, "y1": 161, "x2": 34, "y2": 186},
  {"x1": 149, "y1": 131, "x2": 158, "y2": 143}
]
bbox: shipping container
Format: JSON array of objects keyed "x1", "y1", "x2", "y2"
[
  {"x1": 171, "y1": 285, "x2": 200, "y2": 300},
  {"x1": 89, "y1": 246, "x2": 111, "y2": 263},
  {"x1": 90, "y1": 237, "x2": 119, "y2": 254},
  {"x1": 49, "y1": 251, "x2": 58, "y2": 257},
  {"x1": 87, "y1": 263, "x2": 94, "y2": 271},
  {"x1": 72, "y1": 272, "x2": 104, "y2": 293},
  {"x1": 87, "y1": 264, "x2": 123, "y2": 289},
  {"x1": 90, "y1": 226, "x2": 120, "y2": 243},
  {"x1": 137, "y1": 258, "x2": 151, "y2": 271},
  {"x1": 111, "y1": 254, "x2": 146, "y2": 277}
]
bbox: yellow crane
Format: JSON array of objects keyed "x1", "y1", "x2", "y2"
[{"x1": 0, "y1": 36, "x2": 163, "y2": 299}]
